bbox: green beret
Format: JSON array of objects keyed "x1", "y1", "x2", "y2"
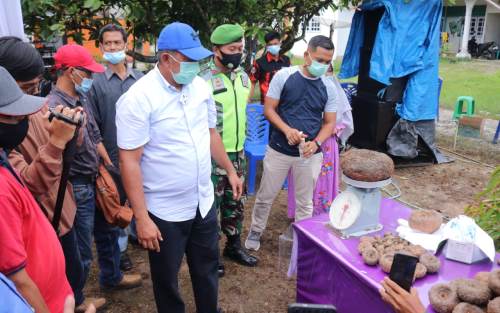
[{"x1": 210, "y1": 24, "x2": 244, "y2": 45}]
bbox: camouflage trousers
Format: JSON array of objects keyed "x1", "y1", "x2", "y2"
[{"x1": 211, "y1": 151, "x2": 246, "y2": 237}]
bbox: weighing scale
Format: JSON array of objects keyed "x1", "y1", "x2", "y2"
[{"x1": 329, "y1": 173, "x2": 392, "y2": 238}]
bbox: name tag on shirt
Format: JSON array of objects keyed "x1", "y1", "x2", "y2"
[{"x1": 241, "y1": 74, "x2": 250, "y2": 88}]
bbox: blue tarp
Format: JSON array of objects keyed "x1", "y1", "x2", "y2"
[{"x1": 339, "y1": 0, "x2": 443, "y2": 122}]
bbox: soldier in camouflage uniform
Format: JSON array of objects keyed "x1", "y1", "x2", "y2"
[{"x1": 207, "y1": 24, "x2": 258, "y2": 271}]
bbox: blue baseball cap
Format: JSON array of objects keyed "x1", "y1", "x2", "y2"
[{"x1": 157, "y1": 22, "x2": 213, "y2": 61}]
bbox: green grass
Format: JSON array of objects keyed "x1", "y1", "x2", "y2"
[{"x1": 439, "y1": 58, "x2": 500, "y2": 117}]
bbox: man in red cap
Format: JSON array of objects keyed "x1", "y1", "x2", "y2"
[{"x1": 48, "y1": 44, "x2": 142, "y2": 298}]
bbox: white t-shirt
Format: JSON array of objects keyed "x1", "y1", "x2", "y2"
[{"x1": 116, "y1": 66, "x2": 216, "y2": 222}]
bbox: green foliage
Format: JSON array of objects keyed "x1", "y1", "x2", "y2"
[
  {"x1": 22, "y1": 0, "x2": 121, "y2": 44},
  {"x1": 464, "y1": 167, "x2": 500, "y2": 251},
  {"x1": 21, "y1": 0, "x2": 361, "y2": 58}
]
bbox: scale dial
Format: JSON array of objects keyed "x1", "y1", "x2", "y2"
[{"x1": 329, "y1": 190, "x2": 361, "y2": 230}]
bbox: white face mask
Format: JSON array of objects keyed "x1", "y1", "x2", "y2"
[
  {"x1": 103, "y1": 50, "x2": 126, "y2": 64},
  {"x1": 267, "y1": 45, "x2": 281, "y2": 56}
]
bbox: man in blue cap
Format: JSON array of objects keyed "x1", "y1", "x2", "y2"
[{"x1": 117, "y1": 22, "x2": 242, "y2": 313}]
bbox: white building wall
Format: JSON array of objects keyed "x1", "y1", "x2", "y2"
[
  {"x1": 442, "y1": 16, "x2": 466, "y2": 53},
  {"x1": 333, "y1": 9, "x2": 354, "y2": 58},
  {"x1": 484, "y1": 5, "x2": 500, "y2": 43},
  {"x1": 290, "y1": 7, "x2": 354, "y2": 60},
  {"x1": 484, "y1": 13, "x2": 500, "y2": 42}
]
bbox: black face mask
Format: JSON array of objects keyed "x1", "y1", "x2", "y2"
[
  {"x1": 218, "y1": 51, "x2": 243, "y2": 70},
  {"x1": 0, "y1": 117, "x2": 29, "y2": 150}
]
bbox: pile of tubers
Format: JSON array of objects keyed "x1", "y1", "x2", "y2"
[
  {"x1": 358, "y1": 232, "x2": 441, "y2": 280},
  {"x1": 429, "y1": 269, "x2": 500, "y2": 313}
]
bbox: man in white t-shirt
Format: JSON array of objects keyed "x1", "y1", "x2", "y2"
[{"x1": 116, "y1": 22, "x2": 242, "y2": 313}]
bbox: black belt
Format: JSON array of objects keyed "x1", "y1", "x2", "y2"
[{"x1": 70, "y1": 175, "x2": 96, "y2": 185}]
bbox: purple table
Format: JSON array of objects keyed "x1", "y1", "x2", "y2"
[{"x1": 293, "y1": 198, "x2": 499, "y2": 313}]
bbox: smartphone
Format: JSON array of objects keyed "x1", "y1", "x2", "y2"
[
  {"x1": 288, "y1": 303, "x2": 337, "y2": 313},
  {"x1": 389, "y1": 253, "x2": 419, "y2": 292}
]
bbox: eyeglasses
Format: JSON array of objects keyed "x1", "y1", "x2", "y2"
[
  {"x1": 17, "y1": 77, "x2": 42, "y2": 95},
  {"x1": 74, "y1": 67, "x2": 92, "y2": 77}
]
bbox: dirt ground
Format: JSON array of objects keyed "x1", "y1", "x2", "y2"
[{"x1": 85, "y1": 112, "x2": 497, "y2": 313}]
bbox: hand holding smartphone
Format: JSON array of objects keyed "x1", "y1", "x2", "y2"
[{"x1": 389, "y1": 253, "x2": 419, "y2": 292}]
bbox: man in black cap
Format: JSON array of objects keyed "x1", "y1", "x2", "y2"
[
  {"x1": 0, "y1": 65, "x2": 74, "y2": 313},
  {"x1": 0, "y1": 36, "x2": 45, "y2": 95}
]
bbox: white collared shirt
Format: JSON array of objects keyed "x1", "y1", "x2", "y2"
[{"x1": 116, "y1": 66, "x2": 216, "y2": 222}]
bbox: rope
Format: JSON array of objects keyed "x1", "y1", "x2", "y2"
[
  {"x1": 381, "y1": 181, "x2": 402, "y2": 199},
  {"x1": 437, "y1": 145, "x2": 496, "y2": 169}
]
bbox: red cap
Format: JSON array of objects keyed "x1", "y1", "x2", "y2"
[{"x1": 54, "y1": 44, "x2": 105, "y2": 73}]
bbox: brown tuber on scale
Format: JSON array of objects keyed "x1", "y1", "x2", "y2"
[
  {"x1": 429, "y1": 283, "x2": 460, "y2": 313},
  {"x1": 452, "y1": 302, "x2": 484, "y2": 313},
  {"x1": 341, "y1": 149, "x2": 394, "y2": 182},
  {"x1": 456, "y1": 279, "x2": 491, "y2": 306},
  {"x1": 408, "y1": 209, "x2": 443, "y2": 234},
  {"x1": 362, "y1": 247, "x2": 379, "y2": 266},
  {"x1": 489, "y1": 270, "x2": 500, "y2": 296},
  {"x1": 487, "y1": 297, "x2": 500, "y2": 313},
  {"x1": 419, "y1": 253, "x2": 441, "y2": 273}
]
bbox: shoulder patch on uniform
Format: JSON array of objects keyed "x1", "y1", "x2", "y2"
[{"x1": 240, "y1": 73, "x2": 250, "y2": 88}]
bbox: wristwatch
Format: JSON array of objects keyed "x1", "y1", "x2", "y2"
[{"x1": 314, "y1": 139, "x2": 322, "y2": 149}]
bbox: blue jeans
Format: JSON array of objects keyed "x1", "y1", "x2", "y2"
[
  {"x1": 130, "y1": 218, "x2": 138, "y2": 241},
  {"x1": 72, "y1": 180, "x2": 123, "y2": 287},
  {"x1": 119, "y1": 218, "x2": 138, "y2": 253},
  {"x1": 118, "y1": 227, "x2": 129, "y2": 253},
  {"x1": 60, "y1": 227, "x2": 85, "y2": 306}
]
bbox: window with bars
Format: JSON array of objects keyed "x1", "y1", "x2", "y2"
[
  {"x1": 306, "y1": 17, "x2": 321, "y2": 32},
  {"x1": 469, "y1": 17, "x2": 485, "y2": 37}
]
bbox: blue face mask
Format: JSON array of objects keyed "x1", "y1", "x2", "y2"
[
  {"x1": 74, "y1": 71, "x2": 93, "y2": 94},
  {"x1": 103, "y1": 50, "x2": 126, "y2": 64},
  {"x1": 168, "y1": 53, "x2": 200, "y2": 85},
  {"x1": 267, "y1": 45, "x2": 281, "y2": 56},
  {"x1": 307, "y1": 54, "x2": 329, "y2": 77}
]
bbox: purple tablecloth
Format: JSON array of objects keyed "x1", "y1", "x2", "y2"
[{"x1": 293, "y1": 198, "x2": 499, "y2": 313}]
